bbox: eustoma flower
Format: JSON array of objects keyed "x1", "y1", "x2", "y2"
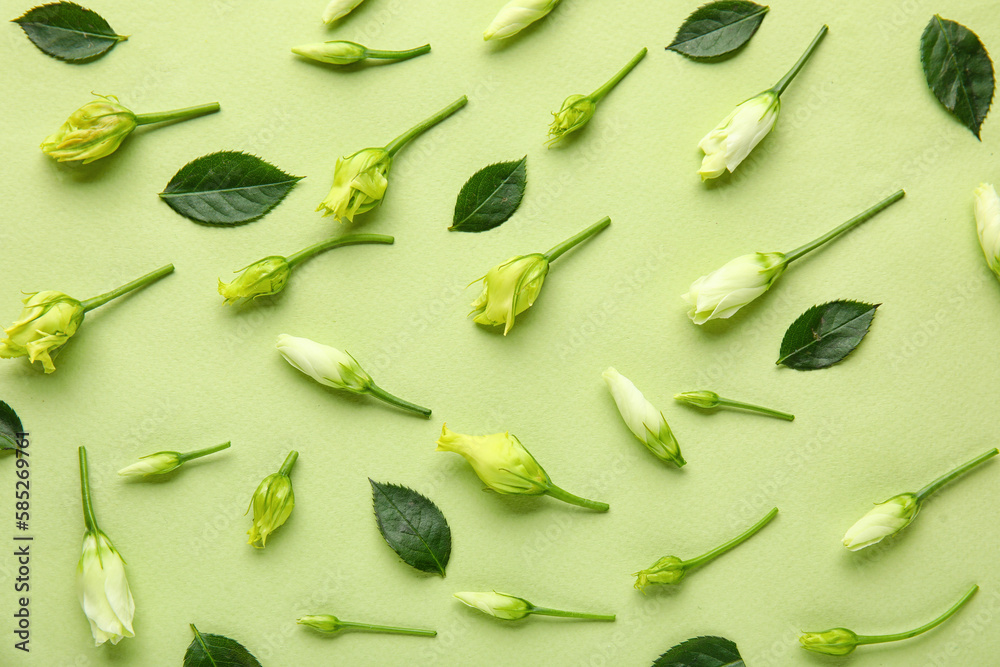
[
  {"x1": 323, "y1": 0, "x2": 366, "y2": 23},
  {"x1": 842, "y1": 448, "x2": 997, "y2": 551},
  {"x1": 276, "y1": 335, "x2": 431, "y2": 417},
  {"x1": 247, "y1": 451, "x2": 298, "y2": 548},
  {"x1": 973, "y1": 183, "x2": 1000, "y2": 279},
  {"x1": 683, "y1": 190, "x2": 903, "y2": 324},
  {"x1": 674, "y1": 390, "x2": 794, "y2": 421},
  {"x1": 118, "y1": 442, "x2": 231, "y2": 478},
  {"x1": 698, "y1": 25, "x2": 827, "y2": 180},
  {"x1": 436, "y1": 424, "x2": 609, "y2": 511},
  {"x1": 41, "y1": 95, "x2": 219, "y2": 164},
  {"x1": 292, "y1": 41, "x2": 430, "y2": 66},
  {"x1": 634, "y1": 507, "x2": 777, "y2": 591},
  {"x1": 602, "y1": 367, "x2": 684, "y2": 466},
  {"x1": 548, "y1": 48, "x2": 646, "y2": 145},
  {"x1": 318, "y1": 96, "x2": 467, "y2": 222},
  {"x1": 454, "y1": 592, "x2": 614, "y2": 622},
  {"x1": 484, "y1": 0, "x2": 561, "y2": 41},
  {"x1": 218, "y1": 234, "x2": 393, "y2": 304},
  {"x1": 0, "y1": 264, "x2": 174, "y2": 373},
  {"x1": 77, "y1": 447, "x2": 135, "y2": 646},
  {"x1": 471, "y1": 216, "x2": 610, "y2": 334},
  {"x1": 298, "y1": 614, "x2": 436, "y2": 637},
  {"x1": 800, "y1": 585, "x2": 978, "y2": 656}
]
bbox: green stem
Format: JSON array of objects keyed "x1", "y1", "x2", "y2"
[
  {"x1": 716, "y1": 398, "x2": 794, "y2": 421},
  {"x1": 384, "y1": 96, "x2": 468, "y2": 157},
  {"x1": 366, "y1": 44, "x2": 432, "y2": 62},
  {"x1": 544, "y1": 483, "x2": 609, "y2": 512},
  {"x1": 78, "y1": 446, "x2": 99, "y2": 533},
  {"x1": 367, "y1": 383, "x2": 432, "y2": 417},
  {"x1": 179, "y1": 441, "x2": 232, "y2": 463},
  {"x1": 685, "y1": 507, "x2": 778, "y2": 569},
  {"x1": 543, "y1": 216, "x2": 611, "y2": 263},
  {"x1": 588, "y1": 47, "x2": 647, "y2": 104},
  {"x1": 770, "y1": 25, "x2": 828, "y2": 96},
  {"x1": 783, "y1": 190, "x2": 904, "y2": 264},
  {"x1": 80, "y1": 264, "x2": 175, "y2": 312},
  {"x1": 530, "y1": 606, "x2": 616, "y2": 621},
  {"x1": 915, "y1": 449, "x2": 997, "y2": 503},
  {"x1": 134, "y1": 102, "x2": 220, "y2": 126},
  {"x1": 279, "y1": 450, "x2": 299, "y2": 476},
  {"x1": 338, "y1": 621, "x2": 437, "y2": 636},
  {"x1": 285, "y1": 234, "x2": 394, "y2": 269},
  {"x1": 856, "y1": 585, "x2": 978, "y2": 645}
]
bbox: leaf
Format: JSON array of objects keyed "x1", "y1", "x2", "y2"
[
  {"x1": 652, "y1": 636, "x2": 744, "y2": 666},
  {"x1": 667, "y1": 1, "x2": 769, "y2": 59},
  {"x1": 450, "y1": 157, "x2": 526, "y2": 233},
  {"x1": 159, "y1": 151, "x2": 304, "y2": 225},
  {"x1": 183, "y1": 625, "x2": 262, "y2": 667},
  {"x1": 777, "y1": 300, "x2": 879, "y2": 370},
  {"x1": 920, "y1": 15, "x2": 995, "y2": 138},
  {"x1": 0, "y1": 401, "x2": 23, "y2": 452},
  {"x1": 370, "y1": 479, "x2": 451, "y2": 576},
  {"x1": 13, "y1": 2, "x2": 126, "y2": 63}
]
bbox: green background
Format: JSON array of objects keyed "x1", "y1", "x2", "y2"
[{"x1": 1, "y1": 0, "x2": 999, "y2": 664}]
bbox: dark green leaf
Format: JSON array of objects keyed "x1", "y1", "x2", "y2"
[
  {"x1": 450, "y1": 157, "x2": 526, "y2": 232},
  {"x1": 370, "y1": 479, "x2": 451, "y2": 576},
  {"x1": 920, "y1": 15, "x2": 995, "y2": 138},
  {"x1": 159, "y1": 151, "x2": 304, "y2": 225},
  {"x1": 13, "y1": 2, "x2": 126, "y2": 63},
  {"x1": 777, "y1": 300, "x2": 879, "y2": 370},
  {"x1": 667, "y1": 1, "x2": 769, "y2": 59},
  {"x1": 652, "y1": 636, "x2": 744, "y2": 666},
  {"x1": 0, "y1": 401, "x2": 24, "y2": 452},
  {"x1": 184, "y1": 625, "x2": 262, "y2": 667}
]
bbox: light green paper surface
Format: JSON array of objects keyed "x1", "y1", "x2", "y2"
[{"x1": 2, "y1": 0, "x2": 999, "y2": 664}]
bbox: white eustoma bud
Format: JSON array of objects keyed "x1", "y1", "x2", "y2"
[
  {"x1": 484, "y1": 0, "x2": 560, "y2": 41},
  {"x1": 117, "y1": 452, "x2": 182, "y2": 477},
  {"x1": 323, "y1": 0, "x2": 366, "y2": 23},
  {"x1": 698, "y1": 91, "x2": 780, "y2": 180},
  {"x1": 454, "y1": 592, "x2": 533, "y2": 620},
  {"x1": 276, "y1": 334, "x2": 371, "y2": 393},
  {"x1": 842, "y1": 493, "x2": 919, "y2": 551},
  {"x1": 77, "y1": 531, "x2": 135, "y2": 646},
  {"x1": 683, "y1": 252, "x2": 787, "y2": 324},
  {"x1": 974, "y1": 183, "x2": 1000, "y2": 278},
  {"x1": 602, "y1": 368, "x2": 684, "y2": 466}
]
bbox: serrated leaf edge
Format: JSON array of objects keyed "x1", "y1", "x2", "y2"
[
  {"x1": 667, "y1": 0, "x2": 769, "y2": 57},
  {"x1": 370, "y1": 478, "x2": 450, "y2": 576},
  {"x1": 450, "y1": 156, "x2": 527, "y2": 232},
  {"x1": 777, "y1": 300, "x2": 879, "y2": 368},
  {"x1": 13, "y1": 2, "x2": 127, "y2": 63},
  {"x1": 652, "y1": 634, "x2": 743, "y2": 667}
]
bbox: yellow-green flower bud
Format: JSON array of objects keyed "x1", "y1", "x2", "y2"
[
  {"x1": 470, "y1": 254, "x2": 549, "y2": 335},
  {"x1": 484, "y1": 0, "x2": 561, "y2": 41},
  {"x1": 323, "y1": 0, "x2": 366, "y2": 23},
  {"x1": 298, "y1": 614, "x2": 437, "y2": 637},
  {"x1": 41, "y1": 96, "x2": 137, "y2": 164},
  {"x1": 118, "y1": 452, "x2": 182, "y2": 477},
  {"x1": 548, "y1": 95, "x2": 595, "y2": 144},
  {"x1": 436, "y1": 424, "x2": 550, "y2": 495},
  {"x1": 317, "y1": 147, "x2": 392, "y2": 222},
  {"x1": 297, "y1": 615, "x2": 346, "y2": 632},
  {"x1": 454, "y1": 592, "x2": 533, "y2": 620},
  {"x1": 293, "y1": 40, "x2": 368, "y2": 64},
  {"x1": 799, "y1": 628, "x2": 859, "y2": 656},
  {"x1": 674, "y1": 390, "x2": 721, "y2": 409},
  {"x1": 292, "y1": 41, "x2": 431, "y2": 66},
  {"x1": 0, "y1": 291, "x2": 84, "y2": 374},
  {"x1": 842, "y1": 493, "x2": 919, "y2": 551},
  {"x1": 974, "y1": 183, "x2": 1000, "y2": 279},
  {"x1": 218, "y1": 256, "x2": 291, "y2": 304},
  {"x1": 634, "y1": 556, "x2": 686, "y2": 591},
  {"x1": 246, "y1": 451, "x2": 297, "y2": 548}
]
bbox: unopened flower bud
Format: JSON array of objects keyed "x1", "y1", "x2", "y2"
[
  {"x1": 41, "y1": 96, "x2": 137, "y2": 164},
  {"x1": 218, "y1": 256, "x2": 290, "y2": 304},
  {"x1": 246, "y1": 451, "x2": 298, "y2": 548},
  {"x1": 842, "y1": 493, "x2": 919, "y2": 551}
]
